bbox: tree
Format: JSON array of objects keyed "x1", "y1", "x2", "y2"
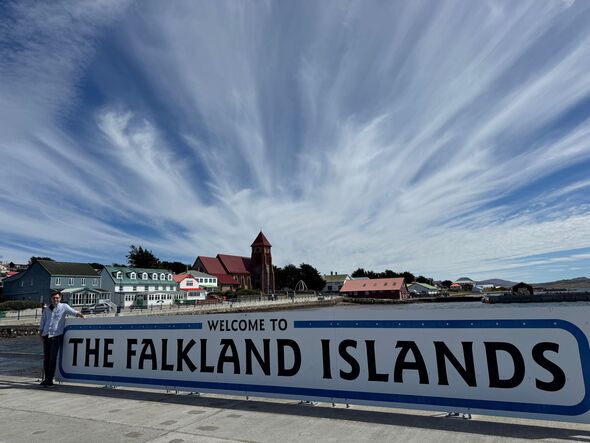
[
  {"x1": 275, "y1": 263, "x2": 326, "y2": 291},
  {"x1": 441, "y1": 280, "x2": 453, "y2": 288},
  {"x1": 402, "y1": 272, "x2": 416, "y2": 284},
  {"x1": 28, "y1": 256, "x2": 53, "y2": 265},
  {"x1": 89, "y1": 263, "x2": 105, "y2": 270},
  {"x1": 299, "y1": 263, "x2": 326, "y2": 291},
  {"x1": 160, "y1": 261, "x2": 189, "y2": 274},
  {"x1": 355, "y1": 267, "x2": 433, "y2": 285},
  {"x1": 382, "y1": 269, "x2": 400, "y2": 278},
  {"x1": 126, "y1": 245, "x2": 160, "y2": 268},
  {"x1": 275, "y1": 264, "x2": 299, "y2": 290},
  {"x1": 352, "y1": 268, "x2": 368, "y2": 278}
]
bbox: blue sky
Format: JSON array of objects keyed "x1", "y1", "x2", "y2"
[{"x1": 1, "y1": 0, "x2": 590, "y2": 283}]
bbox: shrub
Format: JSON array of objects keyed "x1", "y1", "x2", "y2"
[
  {"x1": 0, "y1": 300, "x2": 42, "y2": 311},
  {"x1": 235, "y1": 288, "x2": 259, "y2": 296}
]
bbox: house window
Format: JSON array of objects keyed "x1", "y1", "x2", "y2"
[
  {"x1": 160, "y1": 273, "x2": 165, "y2": 281},
  {"x1": 142, "y1": 273, "x2": 148, "y2": 280},
  {"x1": 81, "y1": 278, "x2": 86, "y2": 286},
  {"x1": 132, "y1": 286, "x2": 137, "y2": 291},
  {"x1": 186, "y1": 279, "x2": 194, "y2": 287},
  {"x1": 116, "y1": 271, "x2": 122, "y2": 279},
  {"x1": 158, "y1": 286, "x2": 163, "y2": 291},
  {"x1": 92, "y1": 278, "x2": 98, "y2": 286},
  {"x1": 152, "y1": 273, "x2": 158, "y2": 280},
  {"x1": 130, "y1": 272, "x2": 136, "y2": 280},
  {"x1": 68, "y1": 278, "x2": 75, "y2": 286},
  {"x1": 55, "y1": 277, "x2": 61, "y2": 286}
]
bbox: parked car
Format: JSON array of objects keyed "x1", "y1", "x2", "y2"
[{"x1": 81, "y1": 302, "x2": 111, "y2": 315}]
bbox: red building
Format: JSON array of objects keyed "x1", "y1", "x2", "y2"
[
  {"x1": 340, "y1": 278, "x2": 409, "y2": 299},
  {"x1": 192, "y1": 231, "x2": 275, "y2": 293}
]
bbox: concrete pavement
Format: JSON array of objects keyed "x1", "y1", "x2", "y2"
[{"x1": 0, "y1": 375, "x2": 589, "y2": 443}]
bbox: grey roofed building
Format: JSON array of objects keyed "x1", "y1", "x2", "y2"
[
  {"x1": 186, "y1": 270, "x2": 216, "y2": 279},
  {"x1": 36, "y1": 260, "x2": 100, "y2": 277},
  {"x1": 408, "y1": 282, "x2": 440, "y2": 296},
  {"x1": 2, "y1": 260, "x2": 101, "y2": 304},
  {"x1": 186, "y1": 270, "x2": 218, "y2": 290}
]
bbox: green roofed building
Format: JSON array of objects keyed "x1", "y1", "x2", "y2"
[
  {"x1": 322, "y1": 273, "x2": 351, "y2": 293},
  {"x1": 101, "y1": 266, "x2": 180, "y2": 309}
]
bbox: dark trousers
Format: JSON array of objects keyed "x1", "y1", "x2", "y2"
[{"x1": 42, "y1": 334, "x2": 64, "y2": 383}]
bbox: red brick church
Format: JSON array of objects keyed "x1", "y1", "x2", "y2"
[{"x1": 192, "y1": 231, "x2": 275, "y2": 293}]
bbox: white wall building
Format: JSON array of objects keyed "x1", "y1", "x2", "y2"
[{"x1": 186, "y1": 270, "x2": 218, "y2": 291}]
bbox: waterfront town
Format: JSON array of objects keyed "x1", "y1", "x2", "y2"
[{"x1": 1, "y1": 231, "x2": 586, "y2": 313}]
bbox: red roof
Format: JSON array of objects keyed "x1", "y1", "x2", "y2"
[
  {"x1": 173, "y1": 273, "x2": 191, "y2": 283},
  {"x1": 218, "y1": 254, "x2": 251, "y2": 274},
  {"x1": 6, "y1": 271, "x2": 20, "y2": 277},
  {"x1": 181, "y1": 287, "x2": 206, "y2": 292},
  {"x1": 340, "y1": 278, "x2": 406, "y2": 293},
  {"x1": 197, "y1": 256, "x2": 227, "y2": 275},
  {"x1": 214, "y1": 274, "x2": 240, "y2": 285},
  {"x1": 251, "y1": 231, "x2": 272, "y2": 247}
]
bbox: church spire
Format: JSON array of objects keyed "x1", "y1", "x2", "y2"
[{"x1": 251, "y1": 231, "x2": 271, "y2": 247}]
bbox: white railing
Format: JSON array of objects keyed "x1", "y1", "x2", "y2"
[{"x1": 0, "y1": 294, "x2": 336, "y2": 324}]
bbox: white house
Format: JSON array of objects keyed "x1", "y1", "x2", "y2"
[
  {"x1": 101, "y1": 266, "x2": 180, "y2": 308},
  {"x1": 173, "y1": 273, "x2": 207, "y2": 302},
  {"x1": 322, "y1": 273, "x2": 351, "y2": 293},
  {"x1": 186, "y1": 270, "x2": 218, "y2": 291}
]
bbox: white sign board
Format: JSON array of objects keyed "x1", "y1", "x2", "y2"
[{"x1": 59, "y1": 306, "x2": 590, "y2": 422}]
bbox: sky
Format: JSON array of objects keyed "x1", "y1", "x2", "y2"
[{"x1": 1, "y1": 0, "x2": 590, "y2": 283}]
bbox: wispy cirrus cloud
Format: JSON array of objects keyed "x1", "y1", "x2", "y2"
[{"x1": 1, "y1": 0, "x2": 590, "y2": 282}]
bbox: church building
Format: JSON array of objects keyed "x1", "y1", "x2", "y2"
[{"x1": 192, "y1": 231, "x2": 275, "y2": 293}]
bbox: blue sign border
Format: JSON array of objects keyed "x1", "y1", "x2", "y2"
[{"x1": 60, "y1": 318, "x2": 590, "y2": 416}]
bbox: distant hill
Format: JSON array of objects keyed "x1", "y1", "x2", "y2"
[
  {"x1": 533, "y1": 277, "x2": 590, "y2": 289},
  {"x1": 476, "y1": 279, "x2": 517, "y2": 288}
]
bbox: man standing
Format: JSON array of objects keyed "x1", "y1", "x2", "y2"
[{"x1": 39, "y1": 292, "x2": 85, "y2": 387}]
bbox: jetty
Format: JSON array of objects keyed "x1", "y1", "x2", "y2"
[
  {"x1": 1, "y1": 374, "x2": 589, "y2": 442},
  {"x1": 483, "y1": 292, "x2": 590, "y2": 304}
]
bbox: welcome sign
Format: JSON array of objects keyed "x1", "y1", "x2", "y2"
[{"x1": 59, "y1": 306, "x2": 590, "y2": 423}]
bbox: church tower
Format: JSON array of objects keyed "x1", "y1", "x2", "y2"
[{"x1": 250, "y1": 231, "x2": 275, "y2": 293}]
